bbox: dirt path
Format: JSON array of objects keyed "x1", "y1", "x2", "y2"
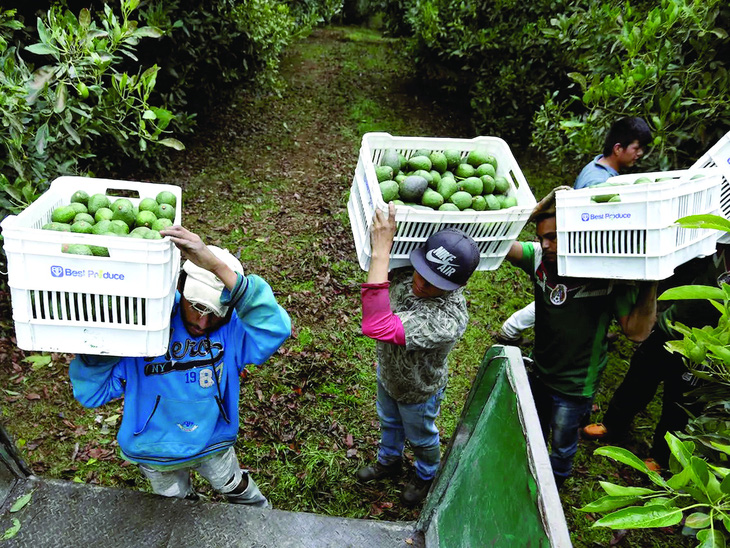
[
  {"x1": 156, "y1": 26, "x2": 475, "y2": 337},
  {"x1": 0, "y1": 26, "x2": 481, "y2": 522}
]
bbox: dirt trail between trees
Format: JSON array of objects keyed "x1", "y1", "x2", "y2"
[{"x1": 0, "y1": 26, "x2": 479, "y2": 522}]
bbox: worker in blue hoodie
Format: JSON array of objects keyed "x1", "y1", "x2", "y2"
[{"x1": 69, "y1": 225, "x2": 291, "y2": 507}]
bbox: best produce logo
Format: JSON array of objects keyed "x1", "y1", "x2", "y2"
[
  {"x1": 50, "y1": 265, "x2": 125, "y2": 280},
  {"x1": 581, "y1": 212, "x2": 631, "y2": 221}
]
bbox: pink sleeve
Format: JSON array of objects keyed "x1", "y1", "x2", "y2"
[{"x1": 361, "y1": 282, "x2": 406, "y2": 346}]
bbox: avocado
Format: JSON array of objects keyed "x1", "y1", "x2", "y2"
[{"x1": 399, "y1": 175, "x2": 428, "y2": 202}]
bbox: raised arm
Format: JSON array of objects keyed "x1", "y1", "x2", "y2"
[
  {"x1": 361, "y1": 202, "x2": 406, "y2": 345},
  {"x1": 161, "y1": 225, "x2": 238, "y2": 290},
  {"x1": 617, "y1": 281, "x2": 658, "y2": 342},
  {"x1": 506, "y1": 241, "x2": 524, "y2": 265}
]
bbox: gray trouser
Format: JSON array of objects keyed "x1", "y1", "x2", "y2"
[{"x1": 138, "y1": 446, "x2": 268, "y2": 507}]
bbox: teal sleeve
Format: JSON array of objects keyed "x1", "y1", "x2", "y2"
[
  {"x1": 223, "y1": 274, "x2": 292, "y2": 372},
  {"x1": 514, "y1": 242, "x2": 536, "y2": 276},
  {"x1": 613, "y1": 283, "x2": 639, "y2": 319},
  {"x1": 69, "y1": 354, "x2": 127, "y2": 408}
]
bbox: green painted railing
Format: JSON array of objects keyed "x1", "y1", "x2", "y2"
[{"x1": 418, "y1": 345, "x2": 571, "y2": 547}]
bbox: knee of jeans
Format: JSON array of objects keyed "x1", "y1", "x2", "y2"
[
  {"x1": 214, "y1": 468, "x2": 245, "y2": 496},
  {"x1": 160, "y1": 483, "x2": 188, "y2": 498},
  {"x1": 412, "y1": 444, "x2": 441, "y2": 466}
]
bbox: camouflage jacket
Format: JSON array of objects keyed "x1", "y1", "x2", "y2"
[{"x1": 376, "y1": 269, "x2": 469, "y2": 403}]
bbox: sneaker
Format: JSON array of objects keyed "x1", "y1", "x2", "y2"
[
  {"x1": 401, "y1": 475, "x2": 433, "y2": 506},
  {"x1": 581, "y1": 423, "x2": 610, "y2": 440},
  {"x1": 356, "y1": 460, "x2": 402, "y2": 483},
  {"x1": 644, "y1": 458, "x2": 662, "y2": 472}
]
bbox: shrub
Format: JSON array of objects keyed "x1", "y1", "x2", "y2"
[
  {"x1": 0, "y1": 2, "x2": 180, "y2": 220},
  {"x1": 531, "y1": 0, "x2": 730, "y2": 172},
  {"x1": 137, "y1": 0, "x2": 299, "y2": 112}
]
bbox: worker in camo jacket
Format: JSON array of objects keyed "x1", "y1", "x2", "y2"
[{"x1": 355, "y1": 202, "x2": 480, "y2": 506}]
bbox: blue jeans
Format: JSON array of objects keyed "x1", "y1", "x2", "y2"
[
  {"x1": 528, "y1": 374, "x2": 593, "y2": 485},
  {"x1": 376, "y1": 381, "x2": 444, "y2": 481}
]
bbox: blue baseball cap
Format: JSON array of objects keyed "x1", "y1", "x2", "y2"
[{"x1": 409, "y1": 228, "x2": 480, "y2": 291}]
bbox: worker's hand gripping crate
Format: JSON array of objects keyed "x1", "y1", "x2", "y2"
[
  {"x1": 555, "y1": 169, "x2": 723, "y2": 280},
  {"x1": 1, "y1": 176, "x2": 183, "y2": 356},
  {"x1": 691, "y1": 130, "x2": 730, "y2": 243},
  {"x1": 347, "y1": 132, "x2": 536, "y2": 271}
]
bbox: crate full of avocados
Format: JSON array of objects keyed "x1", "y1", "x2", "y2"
[
  {"x1": 0, "y1": 176, "x2": 183, "y2": 356},
  {"x1": 347, "y1": 132, "x2": 537, "y2": 271}
]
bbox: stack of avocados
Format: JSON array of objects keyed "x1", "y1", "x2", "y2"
[
  {"x1": 376, "y1": 147, "x2": 518, "y2": 212},
  {"x1": 43, "y1": 189, "x2": 177, "y2": 256}
]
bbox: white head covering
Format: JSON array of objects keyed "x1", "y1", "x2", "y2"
[{"x1": 182, "y1": 246, "x2": 244, "y2": 317}]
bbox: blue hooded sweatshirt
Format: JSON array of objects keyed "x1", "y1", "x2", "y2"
[{"x1": 69, "y1": 273, "x2": 291, "y2": 467}]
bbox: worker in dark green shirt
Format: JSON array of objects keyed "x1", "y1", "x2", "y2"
[{"x1": 505, "y1": 188, "x2": 657, "y2": 488}]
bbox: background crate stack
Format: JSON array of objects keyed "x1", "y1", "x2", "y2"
[
  {"x1": 1, "y1": 177, "x2": 182, "y2": 356},
  {"x1": 555, "y1": 169, "x2": 722, "y2": 280},
  {"x1": 691, "y1": 130, "x2": 730, "y2": 243},
  {"x1": 347, "y1": 132, "x2": 536, "y2": 272}
]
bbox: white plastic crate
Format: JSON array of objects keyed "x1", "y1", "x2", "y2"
[
  {"x1": 691, "y1": 130, "x2": 730, "y2": 243},
  {"x1": 0, "y1": 176, "x2": 183, "y2": 356},
  {"x1": 556, "y1": 168, "x2": 723, "y2": 280},
  {"x1": 347, "y1": 132, "x2": 536, "y2": 271}
]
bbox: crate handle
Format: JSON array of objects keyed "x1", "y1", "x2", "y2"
[{"x1": 104, "y1": 187, "x2": 141, "y2": 199}]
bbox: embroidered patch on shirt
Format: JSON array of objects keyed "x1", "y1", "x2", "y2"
[{"x1": 177, "y1": 421, "x2": 198, "y2": 432}]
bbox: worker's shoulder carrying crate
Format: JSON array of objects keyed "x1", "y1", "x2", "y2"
[
  {"x1": 555, "y1": 169, "x2": 723, "y2": 281},
  {"x1": 347, "y1": 132, "x2": 536, "y2": 272},
  {"x1": 691, "y1": 130, "x2": 730, "y2": 243},
  {"x1": 0, "y1": 176, "x2": 183, "y2": 356}
]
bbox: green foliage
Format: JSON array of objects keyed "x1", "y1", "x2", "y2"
[
  {"x1": 138, "y1": 0, "x2": 299, "y2": 109},
  {"x1": 588, "y1": 213, "x2": 730, "y2": 544},
  {"x1": 584, "y1": 434, "x2": 730, "y2": 544},
  {"x1": 285, "y1": 0, "x2": 344, "y2": 27},
  {"x1": 0, "y1": 2, "x2": 181, "y2": 220},
  {"x1": 356, "y1": 0, "x2": 595, "y2": 143},
  {"x1": 532, "y1": 0, "x2": 730, "y2": 171},
  {"x1": 1, "y1": 0, "x2": 341, "y2": 222},
  {"x1": 359, "y1": 0, "x2": 417, "y2": 36}
]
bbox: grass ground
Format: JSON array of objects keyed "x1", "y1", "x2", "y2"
[{"x1": 0, "y1": 25, "x2": 693, "y2": 546}]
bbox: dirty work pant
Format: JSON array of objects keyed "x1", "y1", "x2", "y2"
[
  {"x1": 138, "y1": 446, "x2": 267, "y2": 507},
  {"x1": 528, "y1": 373, "x2": 593, "y2": 488},
  {"x1": 376, "y1": 381, "x2": 444, "y2": 481},
  {"x1": 601, "y1": 329, "x2": 702, "y2": 467}
]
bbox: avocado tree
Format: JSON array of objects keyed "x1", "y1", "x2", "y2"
[{"x1": 583, "y1": 213, "x2": 730, "y2": 546}]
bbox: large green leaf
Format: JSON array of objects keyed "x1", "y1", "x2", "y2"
[
  {"x1": 9, "y1": 491, "x2": 32, "y2": 513},
  {"x1": 580, "y1": 495, "x2": 640, "y2": 513},
  {"x1": 676, "y1": 214, "x2": 730, "y2": 233},
  {"x1": 595, "y1": 446, "x2": 668, "y2": 487},
  {"x1": 599, "y1": 481, "x2": 657, "y2": 497},
  {"x1": 667, "y1": 466, "x2": 693, "y2": 490},
  {"x1": 697, "y1": 528, "x2": 727, "y2": 548},
  {"x1": 1, "y1": 519, "x2": 20, "y2": 540},
  {"x1": 685, "y1": 512, "x2": 712, "y2": 529},
  {"x1": 25, "y1": 43, "x2": 57, "y2": 56},
  {"x1": 158, "y1": 138, "x2": 185, "y2": 151},
  {"x1": 721, "y1": 473, "x2": 730, "y2": 495},
  {"x1": 667, "y1": 432, "x2": 694, "y2": 467},
  {"x1": 693, "y1": 456, "x2": 711, "y2": 488},
  {"x1": 592, "y1": 505, "x2": 683, "y2": 529},
  {"x1": 659, "y1": 285, "x2": 725, "y2": 301}
]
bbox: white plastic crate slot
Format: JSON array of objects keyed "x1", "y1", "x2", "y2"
[
  {"x1": 482, "y1": 240, "x2": 507, "y2": 255},
  {"x1": 568, "y1": 231, "x2": 647, "y2": 256},
  {"x1": 349, "y1": 133, "x2": 536, "y2": 272},
  {"x1": 28, "y1": 290, "x2": 149, "y2": 326}
]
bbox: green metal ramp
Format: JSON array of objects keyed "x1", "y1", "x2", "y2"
[{"x1": 0, "y1": 346, "x2": 570, "y2": 547}]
